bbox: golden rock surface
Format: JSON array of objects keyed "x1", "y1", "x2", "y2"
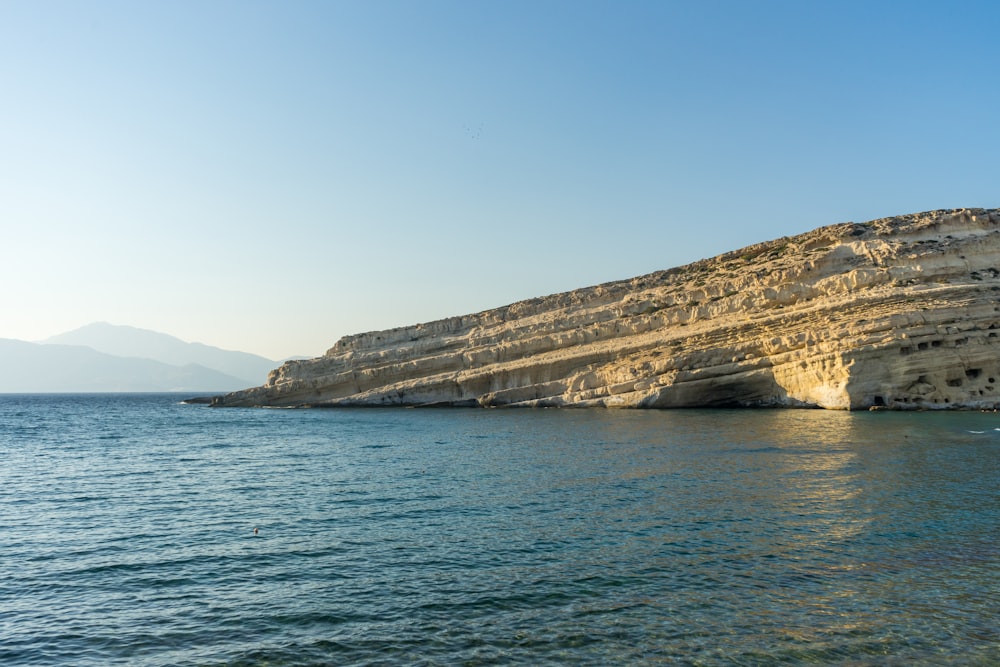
[{"x1": 214, "y1": 208, "x2": 1000, "y2": 410}]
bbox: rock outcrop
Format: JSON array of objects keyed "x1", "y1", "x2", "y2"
[{"x1": 214, "y1": 208, "x2": 1000, "y2": 410}]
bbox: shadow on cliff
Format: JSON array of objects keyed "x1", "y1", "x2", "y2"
[{"x1": 639, "y1": 366, "x2": 816, "y2": 409}]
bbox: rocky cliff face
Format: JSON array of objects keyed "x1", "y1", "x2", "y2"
[{"x1": 214, "y1": 208, "x2": 1000, "y2": 410}]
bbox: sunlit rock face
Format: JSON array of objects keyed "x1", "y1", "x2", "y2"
[{"x1": 214, "y1": 208, "x2": 1000, "y2": 410}]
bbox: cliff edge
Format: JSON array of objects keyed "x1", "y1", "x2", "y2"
[{"x1": 214, "y1": 208, "x2": 1000, "y2": 410}]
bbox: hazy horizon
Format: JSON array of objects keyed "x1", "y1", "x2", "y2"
[{"x1": 3, "y1": 1, "x2": 998, "y2": 360}]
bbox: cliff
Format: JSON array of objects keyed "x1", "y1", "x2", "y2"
[{"x1": 214, "y1": 208, "x2": 1000, "y2": 410}]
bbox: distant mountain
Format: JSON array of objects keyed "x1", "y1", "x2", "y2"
[
  {"x1": 0, "y1": 339, "x2": 249, "y2": 393},
  {"x1": 42, "y1": 322, "x2": 277, "y2": 386}
]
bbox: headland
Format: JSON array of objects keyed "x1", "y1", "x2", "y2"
[{"x1": 213, "y1": 208, "x2": 1000, "y2": 410}]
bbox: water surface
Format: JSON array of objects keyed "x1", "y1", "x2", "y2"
[{"x1": 1, "y1": 395, "x2": 997, "y2": 665}]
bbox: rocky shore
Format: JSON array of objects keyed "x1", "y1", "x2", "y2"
[{"x1": 213, "y1": 208, "x2": 1000, "y2": 410}]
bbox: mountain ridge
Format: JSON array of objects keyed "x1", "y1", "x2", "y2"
[
  {"x1": 0, "y1": 338, "x2": 248, "y2": 393},
  {"x1": 42, "y1": 322, "x2": 277, "y2": 387}
]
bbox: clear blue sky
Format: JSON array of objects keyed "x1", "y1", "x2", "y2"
[{"x1": 2, "y1": 1, "x2": 998, "y2": 360}]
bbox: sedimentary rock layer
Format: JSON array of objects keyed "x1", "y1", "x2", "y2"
[{"x1": 214, "y1": 208, "x2": 1000, "y2": 410}]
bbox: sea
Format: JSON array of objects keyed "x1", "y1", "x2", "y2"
[{"x1": 1, "y1": 394, "x2": 997, "y2": 666}]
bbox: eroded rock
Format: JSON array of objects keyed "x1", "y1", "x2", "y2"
[{"x1": 213, "y1": 208, "x2": 1000, "y2": 410}]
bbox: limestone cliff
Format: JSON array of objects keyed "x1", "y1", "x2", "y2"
[{"x1": 214, "y1": 208, "x2": 1000, "y2": 410}]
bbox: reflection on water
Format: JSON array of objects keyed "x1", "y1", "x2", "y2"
[
  {"x1": 499, "y1": 408, "x2": 999, "y2": 664},
  {"x1": 760, "y1": 411, "x2": 867, "y2": 547}
]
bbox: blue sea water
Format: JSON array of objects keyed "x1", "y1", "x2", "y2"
[{"x1": 0, "y1": 394, "x2": 997, "y2": 666}]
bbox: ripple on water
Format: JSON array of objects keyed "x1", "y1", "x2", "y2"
[{"x1": 1, "y1": 398, "x2": 998, "y2": 666}]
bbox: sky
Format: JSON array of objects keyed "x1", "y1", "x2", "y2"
[{"x1": 2, "y1": 1, "x2": 998, "y2": 360}]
